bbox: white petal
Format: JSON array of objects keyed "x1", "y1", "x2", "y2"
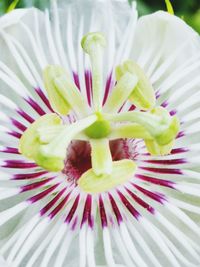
[
  {"x1": 131, "y1": 11, "x2": 199, "y2": 79},
  {"x1": 0, "y1": 255, "x2": 10, "y2": 267},
  {"x1": 0, "y1": 9, "x2": 28, "y2": 29}
]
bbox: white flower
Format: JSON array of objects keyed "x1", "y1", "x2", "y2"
[{"x1": 0, "y1": 1, "x2": 200, "y2": 267}]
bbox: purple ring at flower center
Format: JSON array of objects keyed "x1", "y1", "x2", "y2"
[{"x1": 62, "y1": 139, "x2": 138, "y2": 183}]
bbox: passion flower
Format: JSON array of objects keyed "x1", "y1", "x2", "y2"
[{"x1": 0, "y1": 1, "x2": 200, "y2": 267}]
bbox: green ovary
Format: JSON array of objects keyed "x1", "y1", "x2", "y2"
[
  {"x1": 84, "y1": 112, "x2": 111, "y2": 139},
  {"x1": 84, "y1": 120, "x2": 111, "y2": 139}
]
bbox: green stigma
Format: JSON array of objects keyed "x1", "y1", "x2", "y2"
[
  {"x1": 81, "y1": 32, "x2": 106, "y2": 111},
  {"x1": 81, "y1": 32, "x2": 106, "y2": 54}
]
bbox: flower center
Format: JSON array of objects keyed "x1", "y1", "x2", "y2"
[
  {"x1": 19, "y1": 32, "x2": 180, "y2": 194},
  {"x1": 63, "y1": 141, "x2": 92, "y2": 182},
  {"x1": 63, "y1": 139, "x2": 136, "y2": 183}
]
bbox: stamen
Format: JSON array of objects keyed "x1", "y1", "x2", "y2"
[
  {"x1": 106, "y1": 107, "x2": 179, "y2": 155},
  {"x1": 37, "y1": 125, "x2": 65, "y2": 143},
  {"x1": 150, "y1": 107, "x2": 180, "y2": 146},
  {"x1": 54, "y1": 74, "x2": 90, "y2": 117},
  {"x1": 44, "y1": 65, "x2": 90, "y2": 117},
  {"x1": 116, "y1": 60, "x2": 156, "y2": 110},
  {"x1": 19, "y1": 113, "x2": 62, "y2": 160},
  {"x1": 37, "y1": 115, "x2": 97, "y2": 171},
  {"x1": 81, "y1": 32, "x2": 106, "y2": 111},
  {"x1": 19, "y1": 114, "x2": 97, "y2": 172},
  {"x1": 90, "y1": 139, "x2": 112, "y2": 175},
  {"x1": 103, "y1": 72, "x2": 138, "y2": 113},
  {"x1": 110, "y1": 123, "x2": 152, "y2": 140},
  {"x1": 106, "y1": 107, "x2": 179, "y2": 145},
  {"x1": 78, "y1": 159, "x2": 137, "y2": 194},
  {"x1": 38, "y1": 126, "x2": 89, "y2": 143},
  {"x1": 43, "y1": 65, "x2": 71, "y2": 115},
  {"x1": 145, "y1": 139, "x2": 175, "y2": 156}
]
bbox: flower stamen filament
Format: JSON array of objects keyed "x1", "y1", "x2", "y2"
[
  {"x1": 104, "y1": 72, "x2": 138, "y2": 113},
  {"x1": 109, "y1": 123, "x2": 153, "y2": 140},
  {"x1": 43, "y1": 65, "x2": 90, "y2": 117},
  {"x1": 38, "y1": 114, "x2": 97, "y2": 160},
  {"x1": 90, "y1": 138, "x2": 112, "y2": 176},
  {"x1": 105, "y1": 107, "x2": 179, "y2": 146}
]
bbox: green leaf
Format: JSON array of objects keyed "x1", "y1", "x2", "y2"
[
  {"x1": 7, "y1": 0, "x2": 20, "y2": 13},
  {"x1": 165, "y1": 0, "x2": 174, "y2": 15}
]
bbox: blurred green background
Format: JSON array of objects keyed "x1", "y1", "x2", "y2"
[
  {"x1": 0, "y1": 0, "x2": 200, "y2": 33},
  {"x1": 136, "y1": 0, "x2": 200, "y2": 33}
]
